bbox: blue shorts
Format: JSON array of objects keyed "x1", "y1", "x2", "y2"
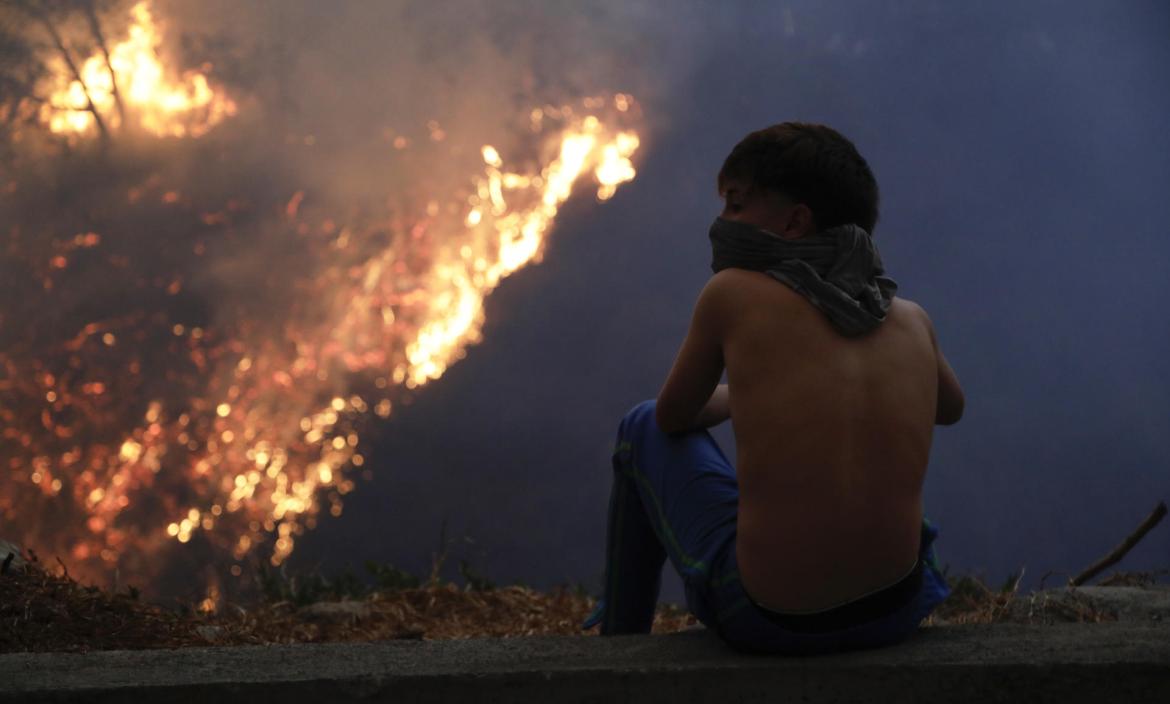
[{"x1": 583, "y1": 400, "x2": 952, "y2": 656}]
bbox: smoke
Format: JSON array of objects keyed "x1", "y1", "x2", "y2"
[{"x1": 0, "y1": 0, "x2": 662, "y2": 601}]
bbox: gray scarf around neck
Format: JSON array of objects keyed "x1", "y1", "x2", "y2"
[{"x1": 708, "y1": 217, "x2": 898, "y2": 337}]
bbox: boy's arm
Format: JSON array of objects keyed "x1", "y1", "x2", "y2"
[
  {"x1": 919, "y1": 306, "x2": 965, "y2": 426},
  {"x1": 655, "y1": 276, "x2": 730, "y2": 434},
  {"x1": 935, "y1": 347, "x2": 964, "y2": 425}
]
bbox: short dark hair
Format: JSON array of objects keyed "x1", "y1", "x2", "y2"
[{"x1": 717, "y1": 122, "x2": 880, "y2": 234}]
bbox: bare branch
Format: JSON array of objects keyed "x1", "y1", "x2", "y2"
[
  {"x1": 22, "y1": 1, "x2": 109, "y2": 141},
  {"x1": 83, "y1": 0, "x2": 123, "y2": 126},
  {"x1": 1070, "y1": 501, "x2": 1168, "y2": 587}
]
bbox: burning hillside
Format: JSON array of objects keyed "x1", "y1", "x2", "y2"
[{"x1": 0, "y1": 0, "x2": 642, "y2": 606}]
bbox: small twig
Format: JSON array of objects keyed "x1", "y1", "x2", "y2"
[
  {"x1": 55, "y1": 555, "x2": 70, "y2": 579},
  {"x1": 429, "y1": 517, "x2": 450, "y2": 587},
  {"x1": 1070, "y1": 500, "x2": 1167, "y2": 587}
]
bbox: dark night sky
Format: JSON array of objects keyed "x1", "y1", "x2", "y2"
[{"x1": 291, "y1": 1, "x2": 1170, "y2": 601}]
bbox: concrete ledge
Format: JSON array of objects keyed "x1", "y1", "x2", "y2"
[{"x1": 4, "y1": 622, "x2": 1169, "y2": 703}]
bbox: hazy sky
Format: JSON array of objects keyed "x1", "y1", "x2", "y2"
[{"x1": 290, "y1": 0, "x2": 1170, "y2": 600}]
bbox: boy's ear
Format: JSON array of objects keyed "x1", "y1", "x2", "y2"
[{"x1": 781, "y1": 203, "x2": 816, "y2": 239}]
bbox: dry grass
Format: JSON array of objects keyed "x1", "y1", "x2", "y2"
[
  {"x1": 2, "y1": 550, "x2": 1165, "y2": 654},
  {"x1": 1, "y1": 554, "x2": 211, "y2": 653},
  {"x1": 930, "y1": 567, "x2": 1168, "y2": 626},
  {"x1": 0, "y1": 552, "x2": 696, "y2": 653},
  {"x1": 205, "y1": 583, "x2": 698, "y2": 647}
]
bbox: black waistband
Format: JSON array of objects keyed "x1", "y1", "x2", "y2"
[{"x1": 746, "y1": 558, "x2": 924, "y2": 634}]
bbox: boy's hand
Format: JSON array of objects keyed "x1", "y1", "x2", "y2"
[{"x1": 689, "y1": 384, "x2": 731, "y2": 431}]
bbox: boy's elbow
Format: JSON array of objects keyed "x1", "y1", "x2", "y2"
[
  {"x1": 654, "y1": 402, "x2": 689, "y2": 435},
  {"x1": 655, "y1": 406, "x2": 680, "y2": 434}
]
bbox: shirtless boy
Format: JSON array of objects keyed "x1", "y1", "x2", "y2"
[{"x1": 584, "y1": 122, "x2": 964, "y2": 654}]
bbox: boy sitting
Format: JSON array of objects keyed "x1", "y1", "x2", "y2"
[{"x1": 584, "y1": 122, "x2": 964, "y2": 655}]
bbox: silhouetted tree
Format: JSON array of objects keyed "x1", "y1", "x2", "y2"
[{"x1": 0, "y1": 0, "x2": 127, "y2": 153}]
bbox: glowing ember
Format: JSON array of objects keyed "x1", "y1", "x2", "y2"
[
  {"x1": 39, "y1": 1, "x2": 236, "y2": 138},
  {"x1": 182, "y1": 106, "x2": 636, "y2": 568}
]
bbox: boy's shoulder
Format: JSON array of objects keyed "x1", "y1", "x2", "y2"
[
  {"x1": 889, "y1": 296, "x2": 934, "y2": 333},
  {"x1": 707, "y1": 271, "x2": 934, "y2": 341},
  {"x1": 707, "y1": 267, "x2": 797, "y2": 295},
  {"x1": 705, "y1": 267, "x2": 810, "y2": 311}
]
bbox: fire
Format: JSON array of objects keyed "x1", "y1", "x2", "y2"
[
  {"x1": 4, "y1": 1, "x2": 644, "y2": 602},
  {"x1": 39, "y1": 1, "x2": 236, "y2": 138},
  {"x1": 3, "y1": 80, "x2": 641, "y2": 597},
  {"x1": 401, "y1": 115, "x2": 639, "y2": 387}
]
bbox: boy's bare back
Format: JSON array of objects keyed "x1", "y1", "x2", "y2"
[
  {"x1": 717, "y1": 267, "x2": 956, "y2": 612},
  {"x1": 653, "y1": 122, "x2": 964, "y2": 614}
]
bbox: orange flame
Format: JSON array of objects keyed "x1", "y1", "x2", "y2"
[{"x1": 399, "y1": 115, "x2": 639, "y2": 387}]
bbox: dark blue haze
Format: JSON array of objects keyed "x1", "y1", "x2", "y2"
[{"x1": 295, "y1": 0, "x2": 1170, "y2": 601}]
